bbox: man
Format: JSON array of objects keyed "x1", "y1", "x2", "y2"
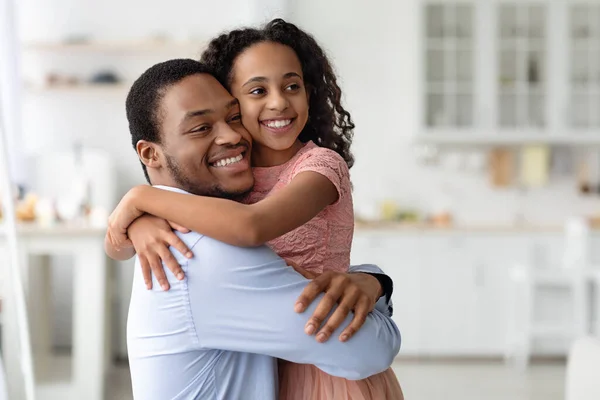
[{"x1": 110, "y1": 59, "x2": 401, "y2": 399}]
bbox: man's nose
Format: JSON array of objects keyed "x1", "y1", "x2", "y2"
[
  {"x1": 214, "y1": 123, "x2": 242, "y2": 146},
  {"x1": 266, "y1": 91, "x2": 289, "y2": 112}
]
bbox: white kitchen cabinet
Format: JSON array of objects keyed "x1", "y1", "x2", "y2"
[
  {"x1": 419, "y1": 0, "x2": 600, "y2": 145},
  {"x1": 352, "y1": 232, "x2": 424, "y2": 355},
  {"x1": 418, "y1": 235, "x2": 478, "y2": 356},
  {"x1": 351, "y1": 229, "x2": 593, "y2": 358},
  {"x1": 567, "y1": 3, "x2": 600, "y2": 131}
]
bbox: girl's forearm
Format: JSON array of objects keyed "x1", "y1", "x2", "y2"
[{"x1": 132, "y1": 186, "x2": 262, "y2": 246}]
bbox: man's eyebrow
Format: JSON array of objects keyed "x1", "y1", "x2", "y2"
[
  {"x1": 226, "y1": 98, "x2": 239, "y2": 109},
  {"x1": 182, "y1": 109, "x2": 212, "y2": 121},
  {"x1": 179, "y1": 99, "x2": 239, "y2": 128}
]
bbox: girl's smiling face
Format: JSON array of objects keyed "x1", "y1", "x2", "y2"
[{"x1": 229, "y1": 41, "x2": 309, "y2": 166}]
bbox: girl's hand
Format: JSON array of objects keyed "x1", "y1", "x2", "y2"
[
  {"x1": 294, "y1": 271, "x2": 381, "y2": 343},
  {"x1": 107, "y1": 187, "x2": 145, "y2": 249},
  {"x1": 167, "y1": 221, "x2": 191, "y2": 233},
  {"x1": 128, "y1": 215, "x2": 193, "y2": 291}
]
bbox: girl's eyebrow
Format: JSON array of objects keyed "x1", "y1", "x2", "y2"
[{"x1": 242, "y1": 72, "x2": 302, "y2": 87}]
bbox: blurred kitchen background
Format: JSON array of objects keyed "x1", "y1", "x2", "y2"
[{"x1": 1, "y1": 0, "x2": 600, "y2": 399}]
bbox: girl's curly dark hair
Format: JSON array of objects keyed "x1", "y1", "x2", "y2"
[{"x1": 200, "y1": 18, "x2": 355, "y2": 168}]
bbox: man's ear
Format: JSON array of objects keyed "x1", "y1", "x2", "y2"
[{"x1": 136, "y1": 140, "x2": 164, "y2": 169}]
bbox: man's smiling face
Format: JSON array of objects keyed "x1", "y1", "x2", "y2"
[{"x1": 152, "y1": 73, "x2": 255, "y2": 198}]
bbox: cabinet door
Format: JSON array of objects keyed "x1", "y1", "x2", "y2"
[
  {"x1": 419, "y1": 235, "x2": 478, "y2": 356},
  {"x1": 351, "y1": 232, "x2": 424, "y2": 355},
  {"x1": 418, "y1": 234, "x2": 531, "y2": 356},
  {"x1": 496, "y1": 2, "x2": 549, "y2": 130},
  {"x1": 466, "y1": 235, "x2": 529, "y2": 355},
  {"x1": 423, "y1": 2, "x2": 476, "y2": 130},
  {"x1": 567, "y1": 3, "x2": 600, "y2": 130}
]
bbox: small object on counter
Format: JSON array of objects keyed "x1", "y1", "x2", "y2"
[
  {"x1": 15, "y1": 193, "x2": 38, "y2": 222},
  {"x1": 550, "y1": 147, "x2": 574, "y2": 176},
  {"x1": 577, "y1": 155, "x2": 592, "y2": 195},
  {"x1": 35, "y1": 198, "x2": 58, "y2": 227},
  {"x1": 63, "y1": 35, "x2": 91, "y2": 45},
  {"x1": 520, "y1": 145, "x2": 550, "y2": 187},
  {"x1": 89, "y1": 70, "x2": 120, "y2": 84},
  {"x1": 587, "y1": 150, "x2": 600, "y2": 195},
  {"x1": 44, "y1": 73, "x2": 80, "y2": 87},
  {"x1": 489, "y1": 147, "x2": 513, "y2": 187},
  {"x1": 379, "y1": 200, "x2": 398, "y2": 221},
  {"x1": 429, "y1": 212, "x2": 453, "y2": 228}
]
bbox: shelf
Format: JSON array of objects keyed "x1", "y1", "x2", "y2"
[
  {"x1": 426, "y1": 82, "x2": 474, "y2": 94},
  {"x1": 499, "y1": 39, "x2": 546, "y2": 51},
  {"x1": 426, "y1": 39, "x2": 473, "y2": 51},
  {"x1": 570, "y1": 87, "x2": 600, "y2": 96},
  {"x1": 498, "y1": 86, "x2": 546, "y2": 96},
  {"x1": 25, "y1": 83, "x2": 129, "y2": 93},
  {"x1": 417, "y1": 131, "x2": 600, "y2": 146},
  {"x1": 531, "y1": 324, "x2": 575, "y2": 338},
  {"x1": 22, "y1": 40, "x2": 207, "y2": 53}
]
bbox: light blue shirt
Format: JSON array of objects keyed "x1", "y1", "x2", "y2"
[{"x1": 127, "y1": 186, "x2": 401, "y2": 400}]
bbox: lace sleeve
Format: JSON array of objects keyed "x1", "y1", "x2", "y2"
[{"x1": 291, "y1": 147, "x2": 351, "y2": 205}]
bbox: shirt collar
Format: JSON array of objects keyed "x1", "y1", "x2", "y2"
[{"x1": 152, "y1": 185, "x2": 191, "y2": 195}]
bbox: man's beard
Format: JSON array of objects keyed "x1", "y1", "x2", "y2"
[{"x1": 165, "y1": 154, "x2": 251, "y2": 200}]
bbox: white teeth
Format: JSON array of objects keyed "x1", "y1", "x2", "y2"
[
  {"x1": 213, "y1": 154, "x2": 243, "y2": 167},
  {"x1": 265, "y1": 119, "x2": 291, "y2": 128}
]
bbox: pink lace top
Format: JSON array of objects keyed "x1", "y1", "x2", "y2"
[{"x1": 243, "y1": 141, "x2": 354, "y2": 274}]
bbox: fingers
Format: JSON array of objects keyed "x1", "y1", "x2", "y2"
[
  {"x1": 157, "y1": 245, "x2": 185, "y2": 281},
  {"x1": 139, "y1": 256, "x2": 153, "y2": 290},
  {"x1": 149, "y1": 253, "x2": 170, "y2": 291},
  {"x1": 339, "y1": 296, "x2": 370, "y2": 342},
  {"x1": 304, "y1": 275, "x2": 347, "y2": 339},
  {"x1": 169, "y1": 221, "x2": 190, "y2": 233},
  {"x1": 109, "y1": 229, "x2": 131, "y2": 250},
  {"x1": 315, "y1": 286, "x2": 360, "y2": 343},
  {"x1": 294, "y1": 274, "x2": 329, "y2": 313},
  {"x1": 165, "y1": 232, "x2": 193, "y2": 259}
]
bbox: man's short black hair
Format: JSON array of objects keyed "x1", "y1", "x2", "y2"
[{"x1": 125, "y1": 59, "x2": 214, "y2": 183}]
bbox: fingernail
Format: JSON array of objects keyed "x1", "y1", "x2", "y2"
[
  {"x1": 340, "y1": 334, "x2": 349, "y2": 342},
  {"x1": 185, "y1": 252, "x2": 193, "y2": 259},
  {"x1": 294, "y1": 302, "x2": 304, "y2": 313},
  {"x1": 316, "y1": 333, "x2": 327, "y2": 343},
  {"x1": 177, "y1": 272, "x2": 185, "y2": 280},
  {"x1": 146, "y1": 284, "x2": 152, "y2": 290},
  {"x1": 305, "y1": 323, "x2": 316, "y2": 335},
  {"x1": 161, "y1": 283, "x2": 169, "y2": 291}
]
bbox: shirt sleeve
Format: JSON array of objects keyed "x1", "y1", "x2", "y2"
[
  {"x1": 187, "y1": 237, "x2": 401, "y2": 380},
  {"x1": 348, "y1": 264, "x2": 394, "y2": 317},
  {"x1": 291, "y1": 147, "x2": 351, "y2": 205}
]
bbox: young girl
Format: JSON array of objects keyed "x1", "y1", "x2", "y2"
[{"x1": 108, "y1": 19, "x2": 402, "y2": 400}]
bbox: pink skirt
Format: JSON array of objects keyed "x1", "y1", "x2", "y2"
[{"x1": 279, "y1": 362, "x2": 404, "y2": 400}]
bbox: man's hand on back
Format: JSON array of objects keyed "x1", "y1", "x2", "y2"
[{"x1": 289, "y1": 264, "x2": 382, "y2": 344}]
